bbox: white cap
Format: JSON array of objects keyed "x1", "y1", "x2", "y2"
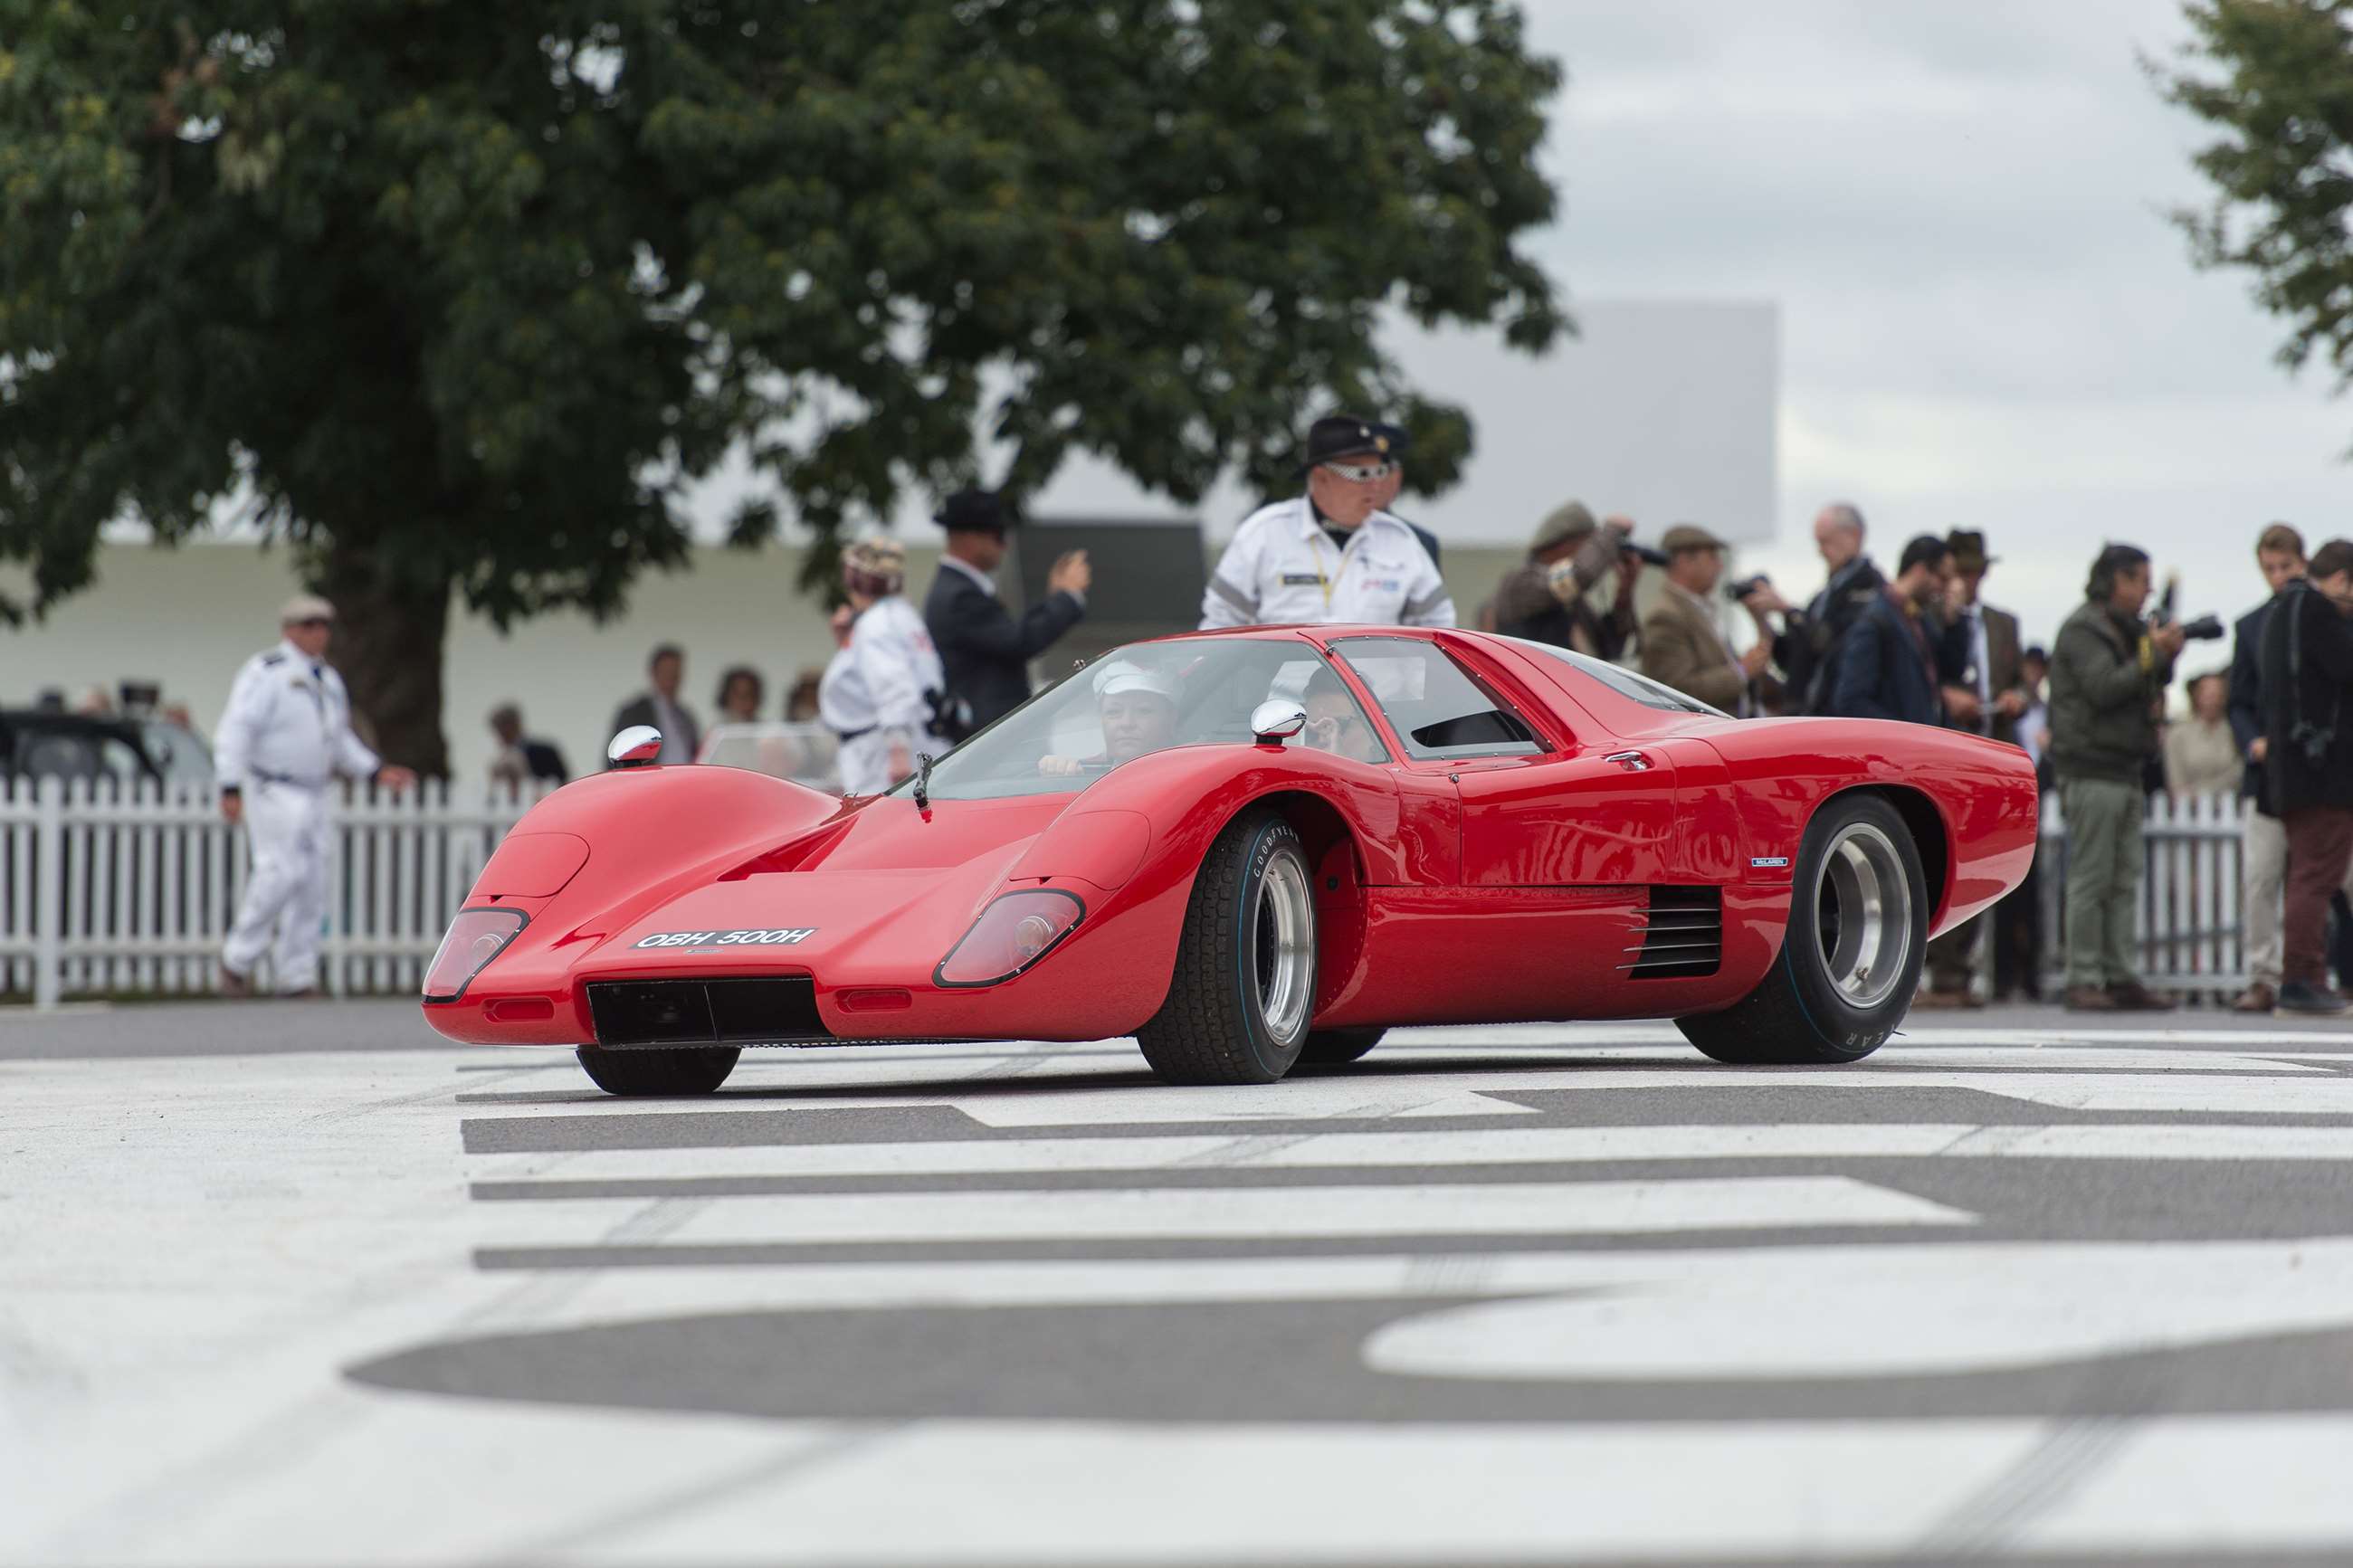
[
  {"x1": 1090, "y1": 660, "x2": 1177, "y2": 700},
  {"x1": 279, "y1": 594, "x2": 336, "y2": 625}
]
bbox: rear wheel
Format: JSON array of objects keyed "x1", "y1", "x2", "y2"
[
  {"x1": 1675, "y1": 793, "x2": 1925, "y2": 1065},
  {"x1": 576, "y1": 1045, "x2": 740, "y2": 1096},
  {"x1": 1136, "y1": 810, "x2": 1318, "y2": 1085},
  {"x1": 1299, "y1": 1027, "x2": 1386, "y2": 1066}
]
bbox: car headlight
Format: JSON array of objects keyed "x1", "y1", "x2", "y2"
[
  {"x1": 934, "y1": 889, "x2": 1084, "y2": 987},
  {"x1": 423, "y1": 908, "x2": 527, "y2": 1002}
]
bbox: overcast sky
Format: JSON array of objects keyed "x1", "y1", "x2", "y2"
[
  {"x1": 1529, "y1": 0, "x2": 2353, "y2": 648},
  {"x1": 1016, "y1": 0, "x2": 2353, "y2": 653}
]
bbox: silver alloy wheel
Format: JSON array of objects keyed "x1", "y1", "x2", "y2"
[
  {"x1": 1253, "y1": 851, "x2": 1316, "y2": 1044},
  {"x1": 1813, "y1": 821, "x2": 1911, "y2": 1010}
]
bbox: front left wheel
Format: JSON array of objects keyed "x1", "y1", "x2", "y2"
[
  {"x1": 1136, "y1": 809, "x2": 1318, "y2": 1085},
  {"x1": 576, "y1": 1045, "x2": 740, "y2": 1096}
]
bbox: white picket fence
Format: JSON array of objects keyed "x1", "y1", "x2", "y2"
[
  {"x1": 2035, "y1": 788, "x2": 2259, "y2": 1000},
  {"x1": 0, "y1": 774, "x2": 2275, "y2": 1008},
  {"x1": 0, "y1": 777, "x2": 553, "y2": 1006}
]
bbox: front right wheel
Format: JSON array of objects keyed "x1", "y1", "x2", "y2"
[
  {"x1": 1136, "y1": 809, "x2": 1318, "y2": 1085},
  {"x1": 1675, "y1": 792, "x2": 1926, "y2": 1065}
]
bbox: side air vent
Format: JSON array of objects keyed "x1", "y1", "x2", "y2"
[
  {"x1": 1625, "y1": 886, "x2": 1722, "y2": 979},
  {"x1": 587, "y1": 977, "x2": 831, "y2": 1049}
]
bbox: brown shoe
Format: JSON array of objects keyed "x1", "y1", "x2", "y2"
[
  {"x1": 2062, "y1": 984, "x2": 2118, "y2": 1012},
  {"x1": 2106, "y1": 980, "x2": 2178, "y2": 1012},
  {"x1": 218, "y1": 966, "x2": 252, "y2": 998},
  {"x1": 2233, "y1": 983, "x2": 2278, "y2": 1012}
]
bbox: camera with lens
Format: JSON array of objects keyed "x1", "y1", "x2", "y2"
[
  {"x1": 1621, "y1": 541, "x2": 1670, "y2": 568},
  {"x1": 1725, "y1": 574, "x2": 1773, "y2": 603},
  {"x1": 2175, "y1": 613, "x2": 2225, "y2": 642}
]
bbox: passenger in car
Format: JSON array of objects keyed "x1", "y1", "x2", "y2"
[{"x1": 1300, "y1": 670, "x2": 1384, "y2": 764}]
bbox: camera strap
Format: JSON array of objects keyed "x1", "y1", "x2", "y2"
[{"x1": 2285, "y1": 585, "x2": 2343, "y2": 764}]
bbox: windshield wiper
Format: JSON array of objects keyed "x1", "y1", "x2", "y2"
[{"x1": 913, "y1": 751, "x2": 935, "y2": 811}]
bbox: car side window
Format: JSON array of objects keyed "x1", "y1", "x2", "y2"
[{"x1": 1329, "y1": 638, "x2": 1544, "y2": 761}]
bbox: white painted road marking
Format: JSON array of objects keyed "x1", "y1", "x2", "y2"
[
  {"x1": 501, "y1": 1175, "x2": 1975, "y2": 1248},
  {"x1": 472, "y1": 1119, "x2": 2353, "y2": 1185}
]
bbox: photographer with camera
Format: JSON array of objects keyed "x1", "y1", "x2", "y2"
[
  {"x1": 2221, "y1": 525, "x2": 2353, "y2": 1011},
  {"x1": 1760, "y1": 501, "x2": 1887, "y2": 714},
  {"x1": 2049, "y1": 544, "x2": 2187, "y2": 1012},
  {"x1": 1490, "y1": 500, "x2": 1643, "y2": 660},
  {"x1": 2257, "y1": 537, "x2": 2353, "y2": 1016},
  {"x1": 1824, "y1": 534, "x2": 1951, "y2": 726}
]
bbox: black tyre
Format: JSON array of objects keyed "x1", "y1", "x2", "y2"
[
  {"x1": 1299, "y1": 1027, "x2": 1386, "y2": 1066},
  {"x1": 1136, "y1": 810, "x2": 1319, "y2": 1085},
  {"x1": 575, "y1": 1045, "x2": 741, "y2": 1096},
  {"x1": 1675, "y1": 792, "x2": 1926, "y2": 1065}
]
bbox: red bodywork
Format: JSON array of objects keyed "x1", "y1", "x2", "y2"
[{"x1": 422, "y1": 626, "x2": 2038, "y2": 1049}]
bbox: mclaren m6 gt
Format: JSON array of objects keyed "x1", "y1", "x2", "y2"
[{"x1": 422, "y1": 626, "x2": 2036, "y2": 1094}]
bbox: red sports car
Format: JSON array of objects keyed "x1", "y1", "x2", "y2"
[{"x1": 421, "y1": 627, "x2": 2036, "y2": 1095}]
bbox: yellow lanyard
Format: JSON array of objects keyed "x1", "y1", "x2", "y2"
[{"x1": 1309, "y1": 531, "x2": 1343, "y2": 609}]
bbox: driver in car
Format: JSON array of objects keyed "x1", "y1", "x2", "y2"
[
  {"x1": 1300, "y1": 669, "x2": 1382, "y2": 763},
  {"x1": 1040, "y1": 660, "x2": 1182, "y2": 775}
]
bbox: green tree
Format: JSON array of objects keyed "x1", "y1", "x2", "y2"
[
  {"x1": 2157, "y1": 1, "x2": 2353, "y2": 411},
  {"x1": 2, "y1": 3, "x2": 1564, "y2": 773}
]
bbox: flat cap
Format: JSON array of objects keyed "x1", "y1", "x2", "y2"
[
  {"x1": 1660, "y1": 524, "x2": 1727, "y2": 554},
  {"x1": 1531, "y1": 500, "x2": 1599, "y2": 554},
  {"x1": 278, "y1": 594, "x2": 336, "y2": 624}
]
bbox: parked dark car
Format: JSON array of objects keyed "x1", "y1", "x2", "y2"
[{"x1": 0, "y1": 711, "x2": 214, "y2": 789}]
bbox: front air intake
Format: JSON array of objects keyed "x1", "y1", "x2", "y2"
[
  {"x1": 1625, "y1": 886, "x2": 1721, "y2": 979},
  {"x1": 587, "y1": 977, "x2": 831, "y2": 1048}
]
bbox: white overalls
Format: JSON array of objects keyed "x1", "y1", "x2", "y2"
[
  {"x1": 214, "y1": 642, "x2": 380, "y2": 991},
  {"x1": 818, "y1": 596, "x2": 949, "y2": 795}
]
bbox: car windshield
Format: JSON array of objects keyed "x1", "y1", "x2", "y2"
[{"x1": 897, "y1": 636, "x2": 1383, "y2": 802}]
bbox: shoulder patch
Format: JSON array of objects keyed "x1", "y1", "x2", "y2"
[{"x1": 260, "y1": 651, "x2": 286, "y2": 666}]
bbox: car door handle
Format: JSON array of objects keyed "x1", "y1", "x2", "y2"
[{"x1": 1603, "y1": 750, "x2": 1652, "y2": 772}]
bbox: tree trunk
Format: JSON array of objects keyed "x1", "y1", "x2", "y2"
[{"x1": 311, "y1": 537, "x2": 452, "y2": 779}]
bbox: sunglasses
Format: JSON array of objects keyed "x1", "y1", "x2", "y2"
[
  {"x1": 291, "y1": 617, "x2": 332, "y2": 629},
  {"x1": 1319, "y1": 461, "x2": 1395, "y2": 483}
]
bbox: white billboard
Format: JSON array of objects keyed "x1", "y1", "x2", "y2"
[{"x1": 1025, "y1": 299, "x2": 1780, "y2": 547}]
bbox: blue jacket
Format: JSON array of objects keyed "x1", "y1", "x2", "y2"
[{"x1": 1828, "y1": 592, "x2": 1946, "y2": 727}]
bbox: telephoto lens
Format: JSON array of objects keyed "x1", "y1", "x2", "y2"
[
  {"x1": 1623, "y1": 542, "x2": 1671, "y2": 567},
  {"x1": 1725, "y1": 575, "x2": 1772, "y2": 603},
  {"x1": 2181, "y1": 614, "x2": 2226, "y2": 641}
]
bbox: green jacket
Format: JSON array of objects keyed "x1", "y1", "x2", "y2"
[{"x1": 2048, "y1": 596, "x2": 2175, "y2": 782}]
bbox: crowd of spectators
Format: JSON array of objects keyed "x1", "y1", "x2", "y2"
[{"x1": 1470, "y1": 498, "x2": 2353, "y2": 1016}]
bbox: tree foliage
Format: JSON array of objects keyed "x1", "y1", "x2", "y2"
[
  {"x1": 1, "y1": 2, "x2": 1565, "y2": 770},
  {"x1": 2158, "y1": 1, "x2": 2353, "y2": 398}
]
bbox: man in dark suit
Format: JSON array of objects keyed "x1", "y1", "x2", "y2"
[
  {"x1": 1367, "y1": 420, "x2": 1443, "y2": 570},
  {"x1": 607, "y1": 643, "x2": 700, "y2": 765},
  {"x1": 2227, "y1": 523, "x2": 2315, "y2": 1011},
  {"x1": 1771, "y1": 501, "x2": 1887, "y2": 714},
  {"x1": 2259, "y1": 537, "x2": 2353, "y2": 1015},
  {"x1": 923, "y1": 489, "x2": 1091, "y2": 735},
  {"x1": 1920, "y1": 527, "x2": 2030, "y2": 1006},
  {"x1": 1826, "y1": 535, "x2": 1952, "y2": 727}
]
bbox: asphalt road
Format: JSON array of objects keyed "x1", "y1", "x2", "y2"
[{"x1": 5, "y1": 998, "x2": 2353, "y2": 1564}]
